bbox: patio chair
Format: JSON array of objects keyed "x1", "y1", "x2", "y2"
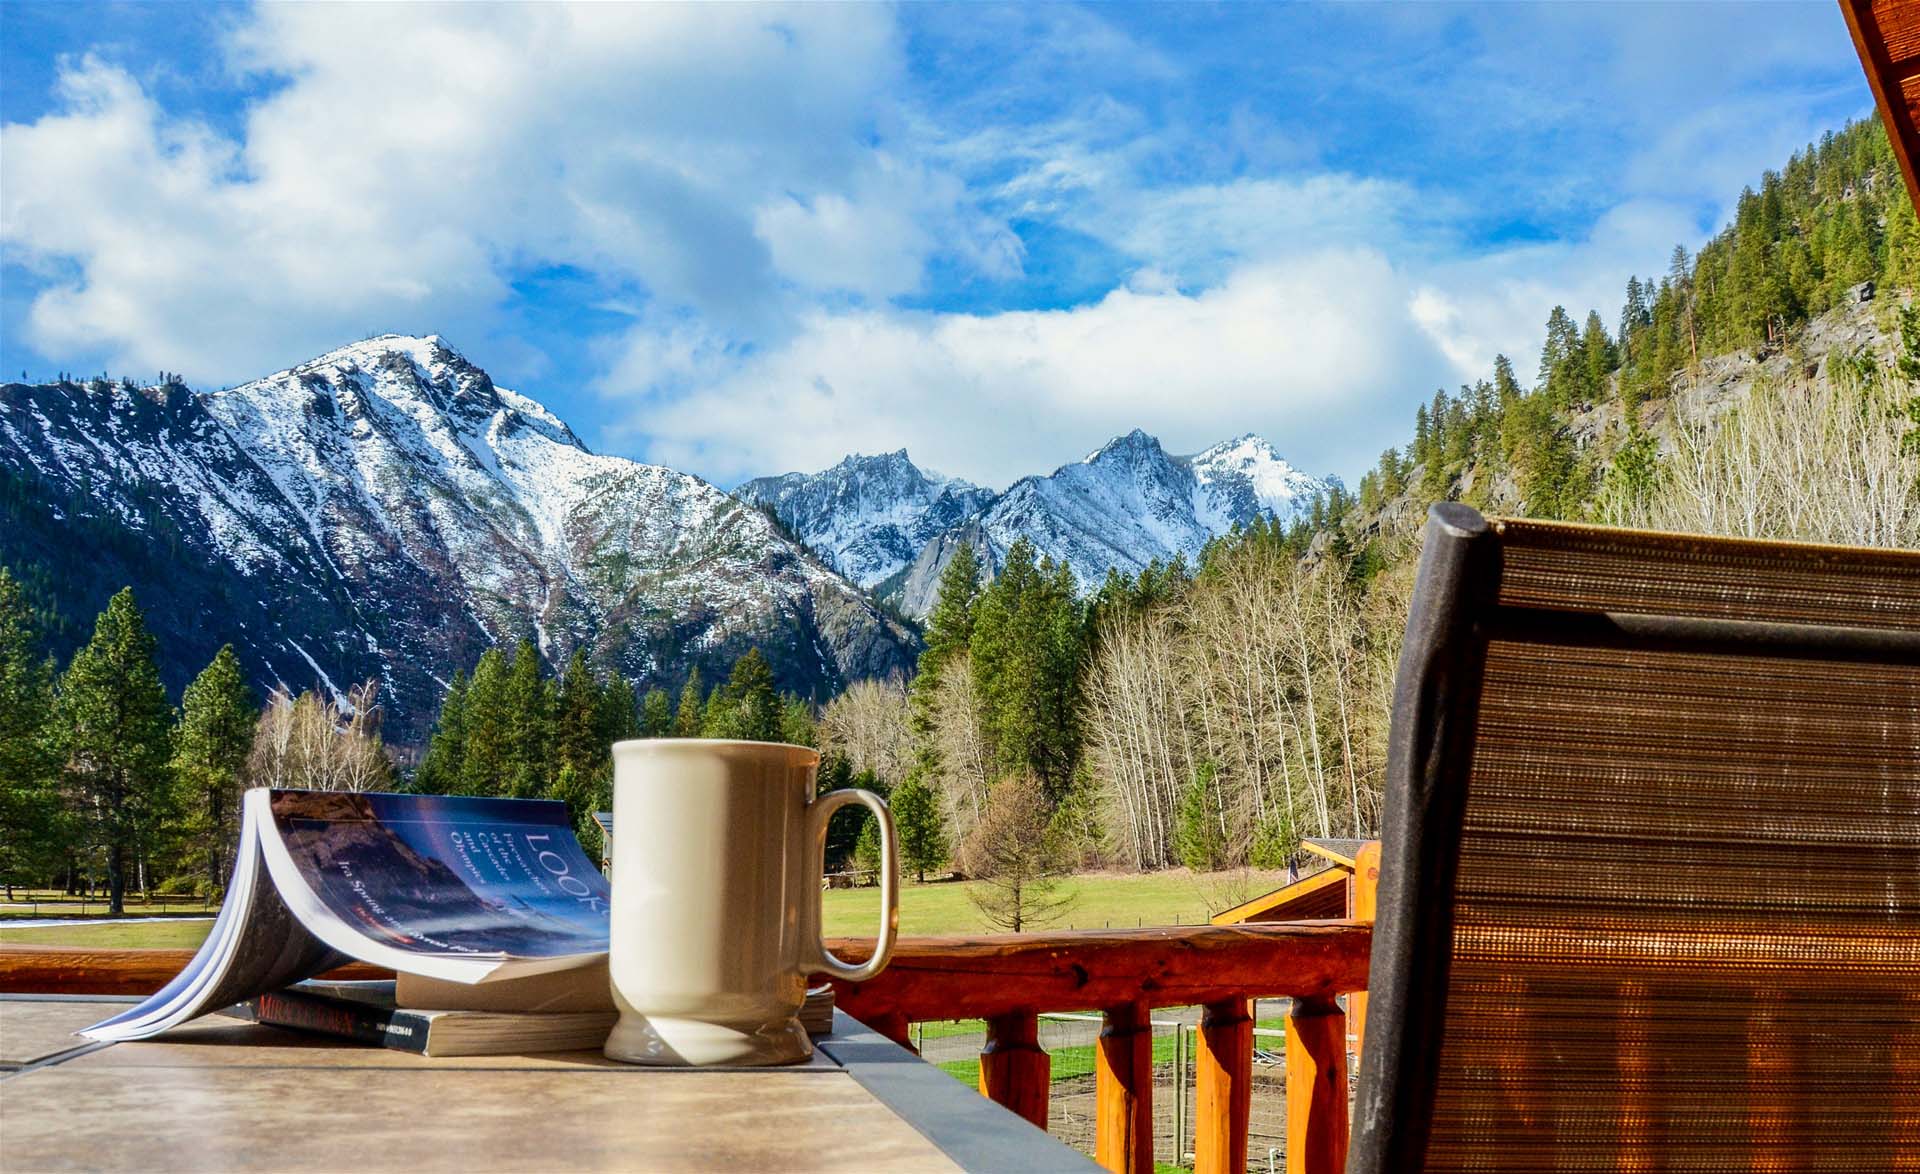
[{"x1": 1350, "y1": 503, "x2": 1920, "y2": 1172}]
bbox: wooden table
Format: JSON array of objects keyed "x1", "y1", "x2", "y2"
[{"x1": 0, "y1": 996, "x2": 1096, "y2": 1173}]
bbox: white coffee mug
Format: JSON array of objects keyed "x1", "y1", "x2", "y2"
[{"x1": 602, "y1": 738, "x2": 898, "y2": 1066}]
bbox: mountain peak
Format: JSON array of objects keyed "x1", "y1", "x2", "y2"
[{"x1": 1085, "y1": 428, "x2": 1163, "y2": 464}]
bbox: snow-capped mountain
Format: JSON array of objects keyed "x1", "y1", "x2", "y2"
[
  {"x1": 0, "y1": 336, "x2": 915, "y2": 740},
  {"x1": 735, "y1": 451, "x2": 995, "y2": 589},
  {"x1": 746, "y1": 429, "x2": 1325, "y2": 619}
]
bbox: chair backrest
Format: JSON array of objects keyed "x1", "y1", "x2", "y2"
[{"x1": 1349, "y1": 503, "x2": 1920, "y2": 1172}]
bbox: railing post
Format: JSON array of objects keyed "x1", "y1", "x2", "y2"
[
  {"x1": 979, "y1": 1011, "x2": 1049, "y2": 1130},
  {"x1": 1194, "y1": 998, "x2": 1253, "y2": 1174},
  {"x1": 1096, "y1": 1001, "x2": 1154, "y2": 1174},
  {"x1": 1349, "y1": 839, "x2": 1381, "y2": 1069},
  {"x1": 868, "y1": 1011, "x2": 915, "y2": 1052},
  {"x1": 1285, "y1": 995, "x2": 1348, "y2": 1174}
]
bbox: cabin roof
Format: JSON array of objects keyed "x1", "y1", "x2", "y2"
[{"x1": 1210, "y1": 865, "x2": 1350, "y2": 925}]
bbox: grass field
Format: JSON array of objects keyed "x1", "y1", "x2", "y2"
[
  {"x1": 0, "y1": 867, "x2": 1294, "y2": 951},
  {"x1": 820, "y1": 867, "x2": 1292, "y2": 937}
]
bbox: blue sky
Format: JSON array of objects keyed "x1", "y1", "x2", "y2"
[{"x1": 0, "y1": 3, "x2": 1875, "y2": 489}]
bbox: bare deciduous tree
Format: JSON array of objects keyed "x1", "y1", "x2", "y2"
[
  {"x1": 1619, "y1": 362, "x2": 1920, "y2": 547},
  {"x1": 247, "y1": 682, "x2": 394, "y2": 792},
  {"x1": 818, "y1": 676, "x2": 913, "y2": 785},
  {"x1": 927, "y1": 654, "x2": 995, "y2": 849},
  {"x1": 963, "y1": 773, "x2": 1073, "y2": 933}
]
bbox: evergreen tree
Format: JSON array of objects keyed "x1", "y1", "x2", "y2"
[
  {"x1": 552, "y1": 649, "x2": 601, "y2": 778},
  {"x1": 459, "y1": 648, "x2": 512, "y2": 796},
  {"x1": 779, "y1": 696, "x2": 816, "y2": 748},
  {"x1": 414, "y1": 669, "x2": 469, "y2": 794},
  {"x1": 502, "y1": 641, "x2": 551, "y2": 799},
  {"x1": 1538, "y1": 305, "x2": 1579, "y2": 400},
  {"x1": 1581, "y1": 310, "x2": 1615, "y2": 400},
  {"x1": 920, "y1": 543, "x2": 982, "y2": 679},
  {"x1": 673, "y1": 668, "x2": 704, "y2": 737},
  {"x1": 706, "y1": 648, "x2": 779, "y2": 742},
  {"x1": 595, "y1": 675, "x2": 640, "y2": 750},
  {"x1": 639, "y1": 688, "x2": 674, "y2": 737},
  {"x1": 0, "y1": 569, "x2": 60, "y2": 897},
  {"x1": 173, "y1": 645, "x2": 257, "y2": 894},
  {"x1": 969, "y1": 541, "x2": 1084, "y2": 797},
  {"x1": 816, "y1": 754, "x2": 862, "y2": 870},
  {"x1": 890, "y1": 774, "x2": 947, "y2": 883},
  {"x1": 1174, "y1": 761, "x2": 1228, "y2": 873},
  {"x1": 57, "y1": 589, "x2": 173, "y2": 914}
]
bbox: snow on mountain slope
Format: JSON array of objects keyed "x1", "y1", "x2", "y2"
[
  {"x1": 735, "y1": 450, "x2": 995, "y2": 588},
  {"x1": 881, "y1": 428, "x2": 1325, "y2": 617},
  {"x1": 0, "y1": 336, "x2": 915, "y2": 739},
  {"x1": 751, "y1": 427, "x2": 1327, "y2": 620}
]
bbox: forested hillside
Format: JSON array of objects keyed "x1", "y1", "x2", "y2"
[{"x1": 811, "y1": 117, "x2": 1920, "y2": 894}]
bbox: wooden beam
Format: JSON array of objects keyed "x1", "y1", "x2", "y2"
[
  {"x1": 0, "y1": 945, "x2": 387, "y2": 994},
  {"x1": 1095, "y1": 1001, "x2": 1154, "y2": 1174},
  {"x1": 978, "y1": 1011, "x2": 1049, "y2": 1130},
  {"x1": 1841, "y1": 0, "x2": 1920, "y2": 218},
  {"x1": 1285, "y1": 995, "x2": 1349, "y2": 1174},
  {"x1": 1193, "y1": 998, "x2": 1253, "y2": 1174},
  {"x1": 823, "y1": 922, "x2": 1371, "y2": 1024}
]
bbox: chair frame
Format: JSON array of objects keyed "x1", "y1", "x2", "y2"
[{"x1": 1348, "y1": 501, "x2": 1920, "y2": 1172}]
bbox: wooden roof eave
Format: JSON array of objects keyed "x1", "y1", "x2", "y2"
[
  {"x1": 1842, "y1": 0, "x2": 1920, "y2": 217},
  {"x1": 1210, "y1": 866, "x2": 1350, "y2": 926}
]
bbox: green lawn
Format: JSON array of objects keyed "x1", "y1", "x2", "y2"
[
  {"x1": 820, "y1": 867, "x2": 1292, "y2": 937},
  {"x1": 0, "y1": 919, "x2": 217, "y2": 949},
  {"x1": 0, "y1": 867, "x2": 1295, "y2": 951}
]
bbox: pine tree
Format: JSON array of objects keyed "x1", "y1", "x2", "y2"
[
  {"x1": 415, "y1": 670, "x2": 469, "y2": 794},
  {"x1": 816, "y1": 754, "x2": 861, "y2": 869},
  {"x1": 595, "y1": 675, "x2": 640, "y2": 750},
  {"x1": 969, "y1": 541, "x2": 1084, "y2": 798},
  {"x1": 173, "y1": 645, "x2": 257, "y2": 895},
  {"x1": 1580, "y1": 310, "x2": 1615, "y2": 401},
  {"x1": 673, "y1": 668, "x2": 704, "y2": 737},
  {"x1": 707, "y1": 648, "x2": 779, "y2": 742},
  {"x1": 639, "y1": 688, "x2": 674, "y2": 737},
  {"x1": 57, "y1": 589, "x2": 174, "y2": 914},
  {"x1": 552, "y1": 649, "x2": 601, "y2": 778},
  {"x1": 0, "y1": 569, "x2": 60, "y2": 897},
  {"x1": 459, "y1": 648, "x2": 511, "y2": 796},
  {"x1": 920, "y1": 543, "x2": 981, "y2": 679},
  {"x1": 890, "y1": 774, "x2": 947, "y2": 883},
  {"x1": 1174, "y1": 761, "x2": 1228, "y2": 873},
  {"x1": 502, "y1": 641, "x2": 551, "y2": 799}
]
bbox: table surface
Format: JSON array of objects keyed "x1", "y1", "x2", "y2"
[{"x1": 0, "y1": 996, "x2": 1097, "y2": 1173}]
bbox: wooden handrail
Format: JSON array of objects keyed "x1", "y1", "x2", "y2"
[
  {"x1": 819, "y1": 920, "x2": 1370, "y2": 1022},
  {"x1": 814, "y1": 921, "x2": 1371, "y2": 1174},
  {"x1": 0, "y1": 920, "x2": 1373, "y2": 1174},
  {"x1": 0, "y1": 944, "x2": 389, "y2": 993}
]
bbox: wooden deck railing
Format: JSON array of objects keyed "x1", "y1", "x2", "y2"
[
  {"x1": 0, "y1": 916, "x2": 1373, "y2": 1174},
  {"x1": 816, "y1": 919, "x2": 1371, "y2": 1174}
]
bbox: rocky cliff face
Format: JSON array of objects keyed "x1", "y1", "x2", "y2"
[{"x1": 0, "y1": 335, "x2": 917, "y2": 741}]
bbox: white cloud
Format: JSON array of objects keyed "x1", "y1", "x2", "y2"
[
  {"x1": 1, "y1": 5, "x2": 994, "y2": 382},
  {"x1": 626, "y1": 249, "x2": 1449, "y2": 488},
  {"x1": 1, "y1": 1, "x2": 1876, "y2": 494}
]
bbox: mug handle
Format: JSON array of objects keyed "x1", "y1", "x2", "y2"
[{"x1": 806, "y1": 788, "x2": 899, "y2": 983}]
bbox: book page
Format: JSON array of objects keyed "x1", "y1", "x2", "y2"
[{"x1": 261, "y1": 790, "x2": 611, "y2": 978}]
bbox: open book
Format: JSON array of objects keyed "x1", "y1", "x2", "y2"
[{"x1": 84, "y1": 788, "x2": 611, "y2": 1042}]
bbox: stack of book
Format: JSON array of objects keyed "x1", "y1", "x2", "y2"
[
  {"x1": 238, "y1": 962, "x2": 837, "y2": 1057},
  {"x1": 80, "y1": 789, "x2": 834, "y2": 1058}
]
